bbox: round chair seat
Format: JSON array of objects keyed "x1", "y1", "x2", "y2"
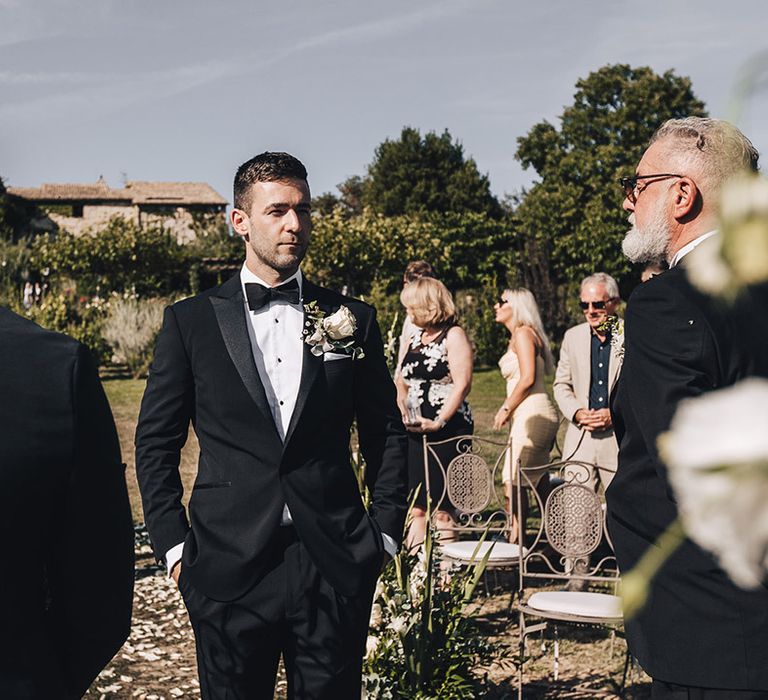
[
  {"x1": 440, "y1": 540, "x2": 523, "y2": 564},
  {"x1": 526, "y1": 590, "x2": 623, "y2": 619}
]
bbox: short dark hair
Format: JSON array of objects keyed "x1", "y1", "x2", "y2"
[
  {"x1": 403, "y1": 260, "x2": 435, "y2": 284},
  {"x1": 233, "y1": 152, "x2": 308, "y2": 212}
]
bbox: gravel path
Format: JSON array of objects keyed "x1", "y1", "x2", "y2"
[{"x1": 83, "y1": 550, "x2": 648, "y2": 698}]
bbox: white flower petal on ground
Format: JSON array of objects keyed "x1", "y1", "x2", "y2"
[{"x1": 659, "y1": 378, "x2": 768, "y2": 588}]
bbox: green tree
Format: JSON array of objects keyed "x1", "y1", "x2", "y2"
[
  {"x1": 0, "y1": 176, "x2": 28, "y2": 243},
  {"x1": 362, "y1": 127, "x2": 501, "y2": 217},
  {"x1": 514, "y1": 64, "x2": 706, "y2": 338}
]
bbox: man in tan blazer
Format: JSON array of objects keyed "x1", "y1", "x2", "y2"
[{"x1": 553, "y1": 272, "x2": 623, "y2": 490}]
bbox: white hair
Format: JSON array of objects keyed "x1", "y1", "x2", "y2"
[
  {"x1": 579, "y1": 272, "x2": 620, "y2": 300},
  {"x1": 503, "y1": 288, "x2": 554, "y2": 373},
  {"x1": 650, "y1": 117, "x2": 759, "y2": 197}
]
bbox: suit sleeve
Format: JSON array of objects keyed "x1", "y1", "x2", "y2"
[
  {"x1": 622, "y1": 281, "x2": 714, "y2": 485},
  {"x1": 354, "y1": 307, "x2": 409, "y2": 545},
  {"x1": 49, "y1": 343, "x2": 134, "y2": 697},
  {"x1": 135, "y1": 305, "x2": 194, "y2": 563},
  {"x1": 553, "y1": 329, "x2": 582, "y2": 422}
]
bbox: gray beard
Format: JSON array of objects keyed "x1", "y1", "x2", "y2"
[{"x1": 621, "y1": 209, "x2": 670, "y2": 264}]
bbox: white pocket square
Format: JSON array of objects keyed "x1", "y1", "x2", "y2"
[{"x1": 324, "y1": 352, "x2": 351, "y2": 362}]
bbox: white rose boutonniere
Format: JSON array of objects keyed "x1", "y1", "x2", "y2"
[{"x1": 303, "y1": 301, "x2": 365, "y2": 359}]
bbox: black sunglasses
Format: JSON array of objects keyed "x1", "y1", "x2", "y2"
[
  {"x1": 618, "y1": 173, "x2": 683, "y2": 203},
  {"x1": 579, "y1": 300, "x2": 612, "y2": 310}
]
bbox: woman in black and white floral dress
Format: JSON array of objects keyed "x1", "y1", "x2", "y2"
[{"x1": 395, "y1": 277, "x2": 473, "y2": 549}]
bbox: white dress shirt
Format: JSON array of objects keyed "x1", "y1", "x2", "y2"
[
  {"x1": 165, "y1": 265, "x2": 395, "y2": 575},
  {"x1": 669, "y1": 230, "x2": 718, "y2": 267}
]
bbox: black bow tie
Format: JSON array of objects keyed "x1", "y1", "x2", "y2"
[{"x1": 245, "y1": 279, "x2": 300, "y2": 311}]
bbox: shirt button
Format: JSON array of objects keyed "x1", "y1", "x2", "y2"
[
  {"x1": 279, "y1": 400, "x2": 284, "y2": 406},
  {"x1": 598, "y1": 380, "x2": 603, "y2": 385},
  {"x1": 277, "y1": 357, "x2": 282, "y2": 363},
  {"x1": 598, "y1": 363, "x2": 603, "y2": 368},
  {"x1": 598, "y1": 397, "x2": 604, "y2": 402},
  {"x1": 275, "y1": 318, "x2": 279, "y2": 324}
]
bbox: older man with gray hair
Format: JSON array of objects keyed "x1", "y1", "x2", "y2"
[
  {"x1": 608, "y1": 117, "x2": 768, "y2": 698},
  {"x1": 553, "y1": 271, "x2": 623, "y2": 491}
]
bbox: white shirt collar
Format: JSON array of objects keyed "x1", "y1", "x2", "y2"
[
  {"x1": 239, "y1": 264, "x2": 303, "y2": 297},
  {"x1": 669, "y1": 230, "x2": 718, "y2": 268}
]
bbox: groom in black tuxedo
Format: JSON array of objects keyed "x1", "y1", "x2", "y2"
[
  {"x1": 607, "y1": 118, "x2": 768, "y2": 698},
  {"x1": 136, "y1": 152, "x2": 408, "y2": 698}
]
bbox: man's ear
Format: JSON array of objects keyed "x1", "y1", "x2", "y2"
[
  {"x1": 672, "y1": 177, "x2": 700, "y2": 220},
  {"x1": 231, "y1": 208, "x2": 250, "y2": 240}
]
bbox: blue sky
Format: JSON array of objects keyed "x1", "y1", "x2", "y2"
[{"x1": 2, "y1": 0, "x2": 767, "y2": 204}]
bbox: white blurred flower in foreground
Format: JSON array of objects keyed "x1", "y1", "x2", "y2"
[
  {"x1": 688, "y1": 173, "x2": 768, "y2": 296},
  {"x1": 658, "y1": 377, "x2": 768, "y2": 588}
]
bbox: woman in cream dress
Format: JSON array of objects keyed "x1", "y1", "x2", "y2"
[{"x1": 493, "y1": 288, "x2": 559, "y2": 541}]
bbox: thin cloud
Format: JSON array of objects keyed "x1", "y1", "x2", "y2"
[{"x1": 0, "y1": 60, "x2": 236, "y2": 125}]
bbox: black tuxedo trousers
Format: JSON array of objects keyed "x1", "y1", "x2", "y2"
[
  {"x1": 180, "y1": 525, "x2": 378, "y2": 699},
  {"x1": 607, "y1": 267, "x2": 768, "y2": 690}
]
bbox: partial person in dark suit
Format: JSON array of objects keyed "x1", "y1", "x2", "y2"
[
  {"x1": 135, "y1": 152, "x2": 408, "y2": 699},
  {"x1": 0, "y1": 308, "x2": 134, "y2": 700},
  {"x1": 608, "y1": 117, "x2": 768, "y2": 698}
]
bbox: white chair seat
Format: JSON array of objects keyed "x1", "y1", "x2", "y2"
[
  {"x1": 526, "y1": 590, "x2": 622, "y2": 619},
  {"x1": 440, "y1": 540, "x2": 524, "y2": 563}
]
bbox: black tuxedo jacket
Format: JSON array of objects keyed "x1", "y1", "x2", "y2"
[
  {"x1": 607, "y1": 265, "x2": 768, "y2": 689},
  {"x1": 136, "y1": 275, "x2": 408, "y2": 601},
  {"x1": 0, "y1": 308, "x2": 134, "y2": 699}
]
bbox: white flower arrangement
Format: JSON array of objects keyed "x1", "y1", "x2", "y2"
[
  {"x1": 658, "y1": 377, "x2": 768, "y2": 588},
  {"x1": 302, "y1": 301, "x2": 365, "y2": 359},
  {"x1": 688, "y1": 173, "x2": 768, "y2": 296}
]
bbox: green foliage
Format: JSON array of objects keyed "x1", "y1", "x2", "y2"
[
  {"x1": 29, "y1": 217, "x2": 188, "y2": 297},
  {"x1": 0, "y1": 238, "x2": 33, "y2": 306},
  {"x1": 0, "y1": 177, "x2": 29, "y2": 243},
  {"x1": 364, "y1": 511, "x2": 503, "y2": 699},
  {"x1": 305, "y1": 210, "x2": 516, "y2": 297},
  {"x1": 514, "y1": 64, "x2": 707, "y2": 337},
  {"x1": 455, "y1": 289, "x2": 507, "y2": 368},
  {"x1": 362, "y1": 127, "x2": 502, "y2": 218},
  {"x1": 24, "y1": 292, "x2": 111, "y2": 364}
]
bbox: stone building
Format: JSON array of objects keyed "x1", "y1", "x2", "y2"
[{"x1": 8, "y1": 177, "x2": 228, "y2": 244}]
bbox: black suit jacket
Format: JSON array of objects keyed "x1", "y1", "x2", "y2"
[
  {"x1": 607, "y1": 264, "x2": 768, "y2": 689},
  {"x1": 135, "y1": 275, "x2": 408, "y2": 601},
  {"x1": 0, "y1": 308, "x2": 134, "y2": 700}
]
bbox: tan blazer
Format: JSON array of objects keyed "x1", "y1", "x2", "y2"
[{"x1": 553, "y1": 322, "x2": 623, "y2": 483}]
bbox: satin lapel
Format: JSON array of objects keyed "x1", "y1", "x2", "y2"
[
  {"x1": 283, "y1": 281, "x2": 325, "y2": 448},
  {"x1": 209, "y1": 287, "x2": 280, "y2": 437}
]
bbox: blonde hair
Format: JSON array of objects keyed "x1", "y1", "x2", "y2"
[
  {"x1": 502, "y1": 288, "x2": 554, "y2": 373},
  {"x1": 400, "y1": 277, "x2": 457, "y2": 328}
]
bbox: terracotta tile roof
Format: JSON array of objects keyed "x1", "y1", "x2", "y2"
[
  {"x1": 125, "y1": 181, "x2": 227, "y2": 206},
  {"x1": 8, "y1": 179, "x2": 227, "y2": 206}
]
